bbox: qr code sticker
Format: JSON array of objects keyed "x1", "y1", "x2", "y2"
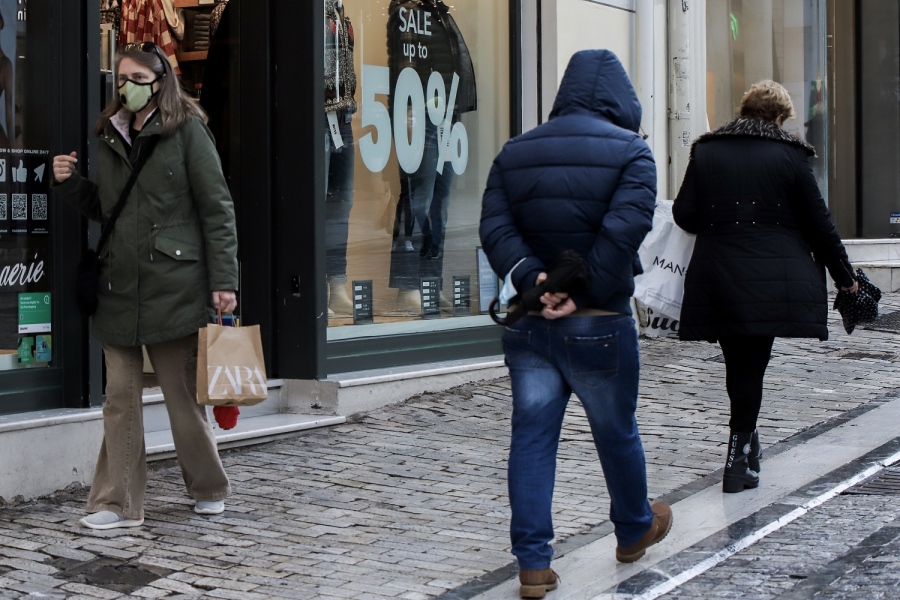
[
  {"x1": 11, "y1": 194, "x2": 27, "y2": 220},
  {"x1": 0, "y1": 195, "x2": 7, "y2": 220},
  {"x1": 32, "y1": 195, "x2": 47, "y2": 221}
]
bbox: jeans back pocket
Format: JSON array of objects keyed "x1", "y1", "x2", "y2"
[
  {"x1": 564, "y1": 333, "x2": 619, "y2": 388},
  {"x1": 503, "y1": 328, "x2": 541, "y2": 369}
]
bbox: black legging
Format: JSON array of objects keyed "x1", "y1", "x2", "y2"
[{"x1": 718, "y1": 336, "x2": 775, "y2": 432}]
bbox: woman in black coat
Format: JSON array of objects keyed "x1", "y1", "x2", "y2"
[{"x1": 673, "y1": 80, "x2": 858, "y2": 493}]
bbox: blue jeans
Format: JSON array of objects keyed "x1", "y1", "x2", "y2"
[
  {"x1": 324, "y1": 112, "x2": 355, "y2": 282},
  {"x1": 504, "y1": 315, "x2": 654, "y2": 570},
  {"x1": 388, "y1": 120, "x2": 454, "y2": 290}
]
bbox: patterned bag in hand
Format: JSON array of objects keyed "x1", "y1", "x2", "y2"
[{"x1": 833, "y1": 269, "x2": 882, "y2": 334}]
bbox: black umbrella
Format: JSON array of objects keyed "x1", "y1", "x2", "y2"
[
  {"x1": 490, "y1": 250, "x2": 591, "y2": 326},
  {"x1": 833, "y1": 269, "x2": 882, "y2": 335}
]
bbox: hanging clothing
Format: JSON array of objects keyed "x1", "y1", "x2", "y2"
[
  {"x1": 387, "y1": 0, "x2": 477, "y2": 117},
  {"x1": 160, "y1": 0, "x2": 186, "y2": 42},
  {"x1": 100, "y1": 0, "x2": 119, "y2": 26},
  {"x1": 201, "y1": 0, "x2": 237, "y2": 180},
  {"x1": 119, "y1": 0, "x2": 181, "y2": 74},
  {"x1": 325, "y1": 0, "x2": 357, "y2": 114},
  {"x1": 210, "y1": 0, "x2": 230, "y2": 37}
]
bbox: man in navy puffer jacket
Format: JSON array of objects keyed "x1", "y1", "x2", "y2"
[{"x1": 480, "y1": 50, "x2": 671, "y2": 596}]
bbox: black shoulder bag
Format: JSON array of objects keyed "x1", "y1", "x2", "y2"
[{"x1": 76, "y1": 136, "x2": 160, "y2": 316}]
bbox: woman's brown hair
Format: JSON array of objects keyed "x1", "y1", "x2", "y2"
[
  {"x1": 739, "y1": 80, "x2": 796, "y2": 124},
  {"x1": 94, "y1": 45, "x2": 207, "y2": 137}
]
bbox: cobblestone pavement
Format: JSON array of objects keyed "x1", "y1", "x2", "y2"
[{"x1": 0, "y1": 296, "x2": 900, "y2": 598}]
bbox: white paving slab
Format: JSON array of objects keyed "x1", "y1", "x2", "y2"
[{"x1": 473, "y1": 395, "x2": 900, "y2": 599}]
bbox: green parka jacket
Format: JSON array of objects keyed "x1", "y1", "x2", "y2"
[{"x1": 51, "y1": 110, "x2": 239, "y2": 347}]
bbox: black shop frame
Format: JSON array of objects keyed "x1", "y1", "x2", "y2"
[
  {"x1": 270, "y1": 1, "x2": 523, "y2": 379},
  {"x1": 0, "y1": 0, "x2": 94, "y2": 415}
]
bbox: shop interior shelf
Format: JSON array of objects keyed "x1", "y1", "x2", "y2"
[
  {"x1": 173, "y1": 0, "x2": 216, "y2": 7},
  {"x1": 176, "y1": 51, "x2": 209, "y2": 63}
]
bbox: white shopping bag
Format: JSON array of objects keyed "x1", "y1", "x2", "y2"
[
  {"x1": 635, "y1": 300, "x2": 681, "y2": 339},
  {"x1": 633, "y1": 200, "x2": 696, "y2": 320}
]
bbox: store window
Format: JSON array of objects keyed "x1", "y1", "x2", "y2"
[
  {"x1": 324, "y1": 0, "x2": 510, "y2": 337},
  {"x1": 0, "y1": 0, "x2": 56, "y2": 371},
  {"x1": 858, "y1": 0, "x2": 900, "y2": 238},
  {"x1": 706, "y1": 0, "x2": 827, "y2": 196}
]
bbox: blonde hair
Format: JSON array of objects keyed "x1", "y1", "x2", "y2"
[
  {"x1": 95, "y1": 46, "x2": 207, "y2": 137},
  {"x1": 740, "y1": 80, "x2": 795, "y2": 123}
]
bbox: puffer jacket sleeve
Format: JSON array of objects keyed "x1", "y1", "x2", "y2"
[
  {"x1": 51, "y1": 170, "x2": 103, "y2": 223},
  {"x1": 184, "y1": 117, "x2": 240, "y2": 292},
  {"x1": 673, "y1": 157, "x2": 701, "y2": 234},
  {"x1": 479, "y1": 149, "x2": 546, "y2": 294},
  {"x1": 791, "y1": 150, "x2": 855, "y2": 288},
  {"x1": 584, "y1": 137, "x2": 657, "y2": 306}
]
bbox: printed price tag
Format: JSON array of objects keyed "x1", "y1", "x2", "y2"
[
  {"x1": 420, "y1": 277, "x2": 441, "y2": 320},
  {"x1": 327, "y1": 111, "x2": 344, "y2": 150},
  {"x1": 352, "y1": 280, "x2": 374, "y2": 325},
  {"x1": 452, "y1": 276, "x2": 471, "y2": 317}
]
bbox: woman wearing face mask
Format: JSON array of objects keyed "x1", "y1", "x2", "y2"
[{"x1": 50, "y1": 43, "x2": 238, "y2": 530}]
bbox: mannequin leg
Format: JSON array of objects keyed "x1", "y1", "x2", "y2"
[{"x1": 325, "y1": 113, "x2": 355, "y2": 315}]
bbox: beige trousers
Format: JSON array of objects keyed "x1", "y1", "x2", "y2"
[{"x1": 87, "y1": 333, "x2": 231, "y2": 519}]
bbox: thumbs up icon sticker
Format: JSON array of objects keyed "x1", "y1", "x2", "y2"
[{"x1": 12, "y1": 160, "x2": 26, "y2": 183}]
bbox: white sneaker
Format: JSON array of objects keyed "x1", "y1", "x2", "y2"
[
  {"x1": 404, "y1": 240, "x2": 415, "y2": 252},
  {"x1": 79, "y1": 511, "x2": 144, "y2": 530},
  {"x1": 194, "y1": 500, "x2": 225, "y2": 515}
]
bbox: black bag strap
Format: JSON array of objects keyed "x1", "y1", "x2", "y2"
[{"x1": 95, "y1": 135, "x2": 160, "y2": 253}]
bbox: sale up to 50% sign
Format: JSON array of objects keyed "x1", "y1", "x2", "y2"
[{"x1": 359, "y1": 65, "x2": 469, "y2": 176}]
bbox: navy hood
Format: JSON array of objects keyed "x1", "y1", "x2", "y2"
[{"x1": 549, "y1": 50, "x2": 642, "y2": 133}]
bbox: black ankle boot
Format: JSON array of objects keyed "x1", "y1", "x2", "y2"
[
  {"x1": 749, "y1": 429, "x2": 762, "y2": 473},
  {"x1": 723, "y1": 431, "x2": 759, "y2": 493}
]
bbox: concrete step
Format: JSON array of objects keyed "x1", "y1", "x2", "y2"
[
  {"x1": 843, "y1": 239, "x2": 900, "y2": 263},
  {"x1": 139, "y1": 379, "x2": 341, "y2": 459},
  {"x1": 146, "y1": 413, "x2": 345, "y2": 460},
  {"x1": 142, "y1": 398, "x2": 281, "y2": 435},
  {"x1": 142, "y1": 379, "x2": 284, "y2": 406},
  {"x1": 850, "y1": 261, "x2": 900, "y2": 293}
]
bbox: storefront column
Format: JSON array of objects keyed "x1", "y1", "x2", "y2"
[
  {"x1": 636, "y1": 0, "x2": 668, "y2": 198},
  {"x1": 667, "y1": 0, "x2": 707, "y2": 195},
  {"x1": 271, "y1": 0, "x2": 327, "y2": 380}
]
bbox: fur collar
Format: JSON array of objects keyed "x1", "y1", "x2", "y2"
[{"x1": 692, "y1": 117, "x2": 816, "y2": 158}]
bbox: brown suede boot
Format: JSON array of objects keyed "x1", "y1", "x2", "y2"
[
  {"x1": 615, "y1": 502, "x2": 673, "y2": 563},
  {"x1": 519, "y1": 568, "x2": 558, "y2": 598}
]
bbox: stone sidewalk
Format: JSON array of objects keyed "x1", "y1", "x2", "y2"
[{"x1": 1, "y1": 296, "x2": 900, "y2": 598}]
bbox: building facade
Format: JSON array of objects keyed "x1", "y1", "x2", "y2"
[{"x1": 0, "y1": 0, "x2": 897, "y2": 499}]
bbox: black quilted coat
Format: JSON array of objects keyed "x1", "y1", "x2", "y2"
[{"x1": 673, "y1": 118, "x2": 855, "y2": 342}]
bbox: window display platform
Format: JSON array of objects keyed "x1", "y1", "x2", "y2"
[{"x1": 283, "y1": 355, "x2": 506, "y2": 417}]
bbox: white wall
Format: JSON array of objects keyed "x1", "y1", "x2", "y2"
[{"x1": 541, "y1": 0, "x2": 637, "y2": 123}]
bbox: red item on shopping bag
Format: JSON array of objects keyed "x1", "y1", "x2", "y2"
[{"x1": 213, "y1": 406, "x2": 240, "y2": 430}]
